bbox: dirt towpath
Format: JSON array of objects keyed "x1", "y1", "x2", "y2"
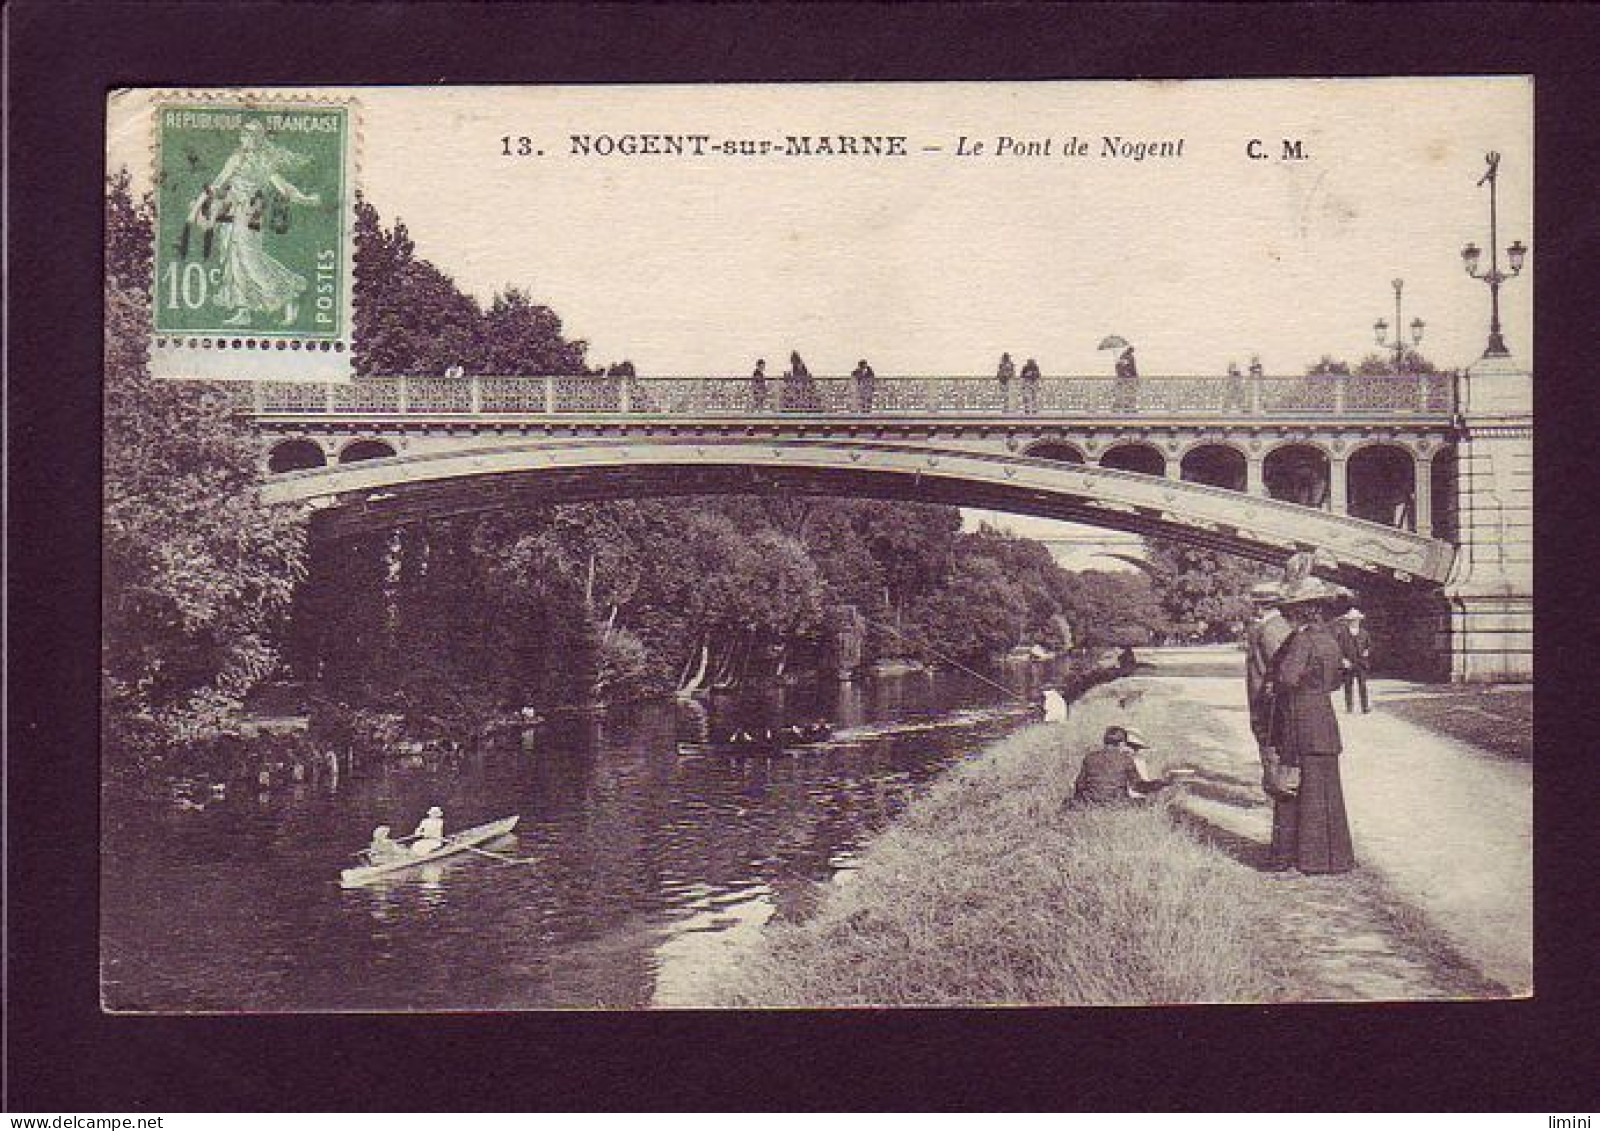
[{"x1": 1122, "y1": 646, "x2": 1530, "y2": 999}]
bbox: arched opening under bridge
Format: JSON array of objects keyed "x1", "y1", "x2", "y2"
[
  {"x1": 1180, "y1": 444, "x2": 1246, "y2": 492},
  {"x1": 1022, "y1": 440, "x2": 1085, "y2": 463},
  {"x1": 1347, "y1": 443, "x2": 1416, "y2": 531},
  {"x1": 267, "y1": 439, "x2": 327, "y2": 474},
  {"x1": 1264, "y1": 444, "x2": 1329, "y2": 509},
  {"x1": 339, "y1": 439, "x2": 399, "y2": 464},
  {"x1": 1099, "y1": 442, "x2": 1166, "y2": 477}
]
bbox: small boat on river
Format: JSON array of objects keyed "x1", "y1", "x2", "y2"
[{"x1": 339, "y1": 815, "x2": 520, "y2": 888}]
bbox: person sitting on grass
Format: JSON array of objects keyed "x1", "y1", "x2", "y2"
[{"x1": 1072, "y1": 726, "x2": 1170, "y2": 806}]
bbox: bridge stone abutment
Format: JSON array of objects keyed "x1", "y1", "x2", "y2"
[{"x1": 1438, "y1": 355, "x2": 1533, "y2": 682}]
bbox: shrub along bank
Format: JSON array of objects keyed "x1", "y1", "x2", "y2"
[{"x1": 718, "y1": 687, "x2": 1281, "y2": 1006}]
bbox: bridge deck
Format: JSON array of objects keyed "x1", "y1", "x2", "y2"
[{"x1": 236, "y1": 372, "x2": 1456, "y2": 423}]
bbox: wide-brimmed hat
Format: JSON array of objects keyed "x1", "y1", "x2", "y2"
[
  {"x1": 1343, "y1": 608, "x2": 1365, "y2": 620},
  {"x1": 1122, "y1": 728, "x2": 1150, "y2": 749},
  {"x1": 1277, "y1": 577, "x2": 1347, "y2": 606},
  {"x1": 1249, "y1": 582, "x2": 1283, "y2": 605},
  {"x1": 426, "y1": 806, "x2": 443, "y2": 817}
]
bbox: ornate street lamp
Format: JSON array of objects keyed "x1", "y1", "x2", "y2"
[
  {"x1": 1461, "y1": 152, "x2": 1528, "y2": 358},
  {"x1": 1374, "y1": 278, "x2": 1424, "y2": 373}
]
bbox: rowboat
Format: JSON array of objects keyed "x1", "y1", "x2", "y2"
[{"x1": 339, "y1": 815, "x2": 520, "y2": 887}]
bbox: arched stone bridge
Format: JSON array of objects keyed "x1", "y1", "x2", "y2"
[{"x1": 244, "y1": 371, "x2": 1460, "y2": 588}]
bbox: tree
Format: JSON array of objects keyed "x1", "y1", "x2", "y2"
[
  {"x1": 904, "y1": 555, "x2": 1027, "y2": 664},
  {"x1": 1056, "y1": 570, "x2": 1171, "y2": 648},
  {"x1": 1307, "y1": 351, "x2": 1438, "y2": 378},
  {"x1": 103, "y1": 173, "x2": 308, "y2": 760},
  {"x1": 1143, "y1": 539, "x2": 1262, "y2": 642}
]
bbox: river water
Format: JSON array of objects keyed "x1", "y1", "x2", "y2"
[{"x1": 101, "y1": 666, "x2": 1064, "y2": 1012}]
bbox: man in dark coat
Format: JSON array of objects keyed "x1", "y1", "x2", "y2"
[
  {"x1": 1334, "y1": 608, "x2": 1374, "y2": 714},
  {"x1": 1244, "y1": 582, "x2": 1291, "y2": 756},
  {"x1": 1266, "y1": 579, "x2": 1355, "y2": 874}
]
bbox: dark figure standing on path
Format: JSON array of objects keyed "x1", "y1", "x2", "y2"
[
  {"x1": 1020, "y1": 357, "x2": 1041, "y2": 414},
  {"x1": 1245, "y1": 582, "x2": 1292, "y2": 755},
  {"x1": 851, "y1": 359, "x2": 876, "y2": 413},
  {"x1": 996, "y1": 352, "x2": 1016, "y2": 410},
  {"x1": 751, "y1": 358, "x2": 768, "y2": 411},
  {"x1": 1265, "y1": 577, "x2": 1355, "y2": 874},
  {"x1": 1335, "y1": 608, "x2": 1374, "y2": 714}
]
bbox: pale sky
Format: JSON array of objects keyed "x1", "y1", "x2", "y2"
[
  {"x1": 110, "y1": 78, "x2": 1532, "y2": 377},
  {"x1": 109, "y1": 79, "x2": 1532, "y2": 554}
]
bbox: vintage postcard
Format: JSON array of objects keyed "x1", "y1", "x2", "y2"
[{"x1": 101, "y1": 79, "x2": 1531, "y2": 1012}]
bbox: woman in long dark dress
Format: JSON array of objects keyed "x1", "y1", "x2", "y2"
[{"x1": 1267, "y1": 579, "x2": 1356, "y2": 874}]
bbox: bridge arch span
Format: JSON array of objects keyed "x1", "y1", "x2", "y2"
[
  {"x1": 1021, "y1": 439, "x2": 1085, "y2": 463},
  {"x1": 1263, "y1": 442, "x2": 1331, "y2": 509},
  {"x1": 261, "y1": 436, "x2": 1454, "y2": 587},
  {"x1": 1180, "y1": 443, "x2": 1247, "y2": 492},
  {"x1": 338, "y1": 438, "x2": 399, "y2": 464},
  {"x1": 1347, "y1": 441, "x2": 1419, "y2": 530},
  {"x1": 266, "y1": 437, "x2": 328, "y2": 474},
  {"x1": 1099, "y1": 441, "x2": 1166, "y2": 477}
]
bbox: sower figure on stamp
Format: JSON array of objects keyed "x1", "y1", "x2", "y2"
[
  {"x1": 193, "y1": 120, "x2": 322, "y2": 328},
  {"x1": 1335, "y1": 607, "x2": 1374, "y2": 714}
]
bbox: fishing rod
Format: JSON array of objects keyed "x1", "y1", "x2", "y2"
[{"x1": 865, "y1": 617, "x2": 1033, "y2": 704}]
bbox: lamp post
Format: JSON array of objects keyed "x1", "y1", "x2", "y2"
[
  {"x1": 1373, "y1": 278, "x2": 1424, "y2": 373},
  {"x1": 1461, "y1": 151, "x2": 1528, "y2": 358}
]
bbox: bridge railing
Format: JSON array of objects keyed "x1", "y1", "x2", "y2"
[{"x1": 240, "y1": 372, "x2": 1456, "y2": 419}]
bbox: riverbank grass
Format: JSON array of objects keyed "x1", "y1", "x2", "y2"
[{"x1": 719, "y1": 690, "x2": 1280, "y2": 1006}]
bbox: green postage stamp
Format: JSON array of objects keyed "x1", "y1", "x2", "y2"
[{"x1": 149, "y1": 92, "x2": 357, "y2": 381}]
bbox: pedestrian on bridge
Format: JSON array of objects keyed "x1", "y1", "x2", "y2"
[
  {"x1": 1020, "y1": 357, "x2": 1041, "y2": 414},
  {"x1": 783, "y1": 350, "x2": 819, "y2": 412},
  {"x1": 1113, "y1": 346, "x2": 1140, "y2": 411},
  {"x1": 852, "y1": 359, "x2": 877, "y2": 413},
  {"x1": 996, "y1": 353, "x2": 1016, "y2": 410},
  {"x1": 751, "y1": 358, "x2": 769, "y2": 411}
]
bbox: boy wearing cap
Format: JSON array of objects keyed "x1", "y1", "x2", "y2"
[{"x1": 1072, "y1": 726, "x2": 1169, "y2": 805}]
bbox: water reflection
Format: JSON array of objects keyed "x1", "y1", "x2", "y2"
[{"x1": 103, "y1": 664, "x2": 1066, "y2": 1011}]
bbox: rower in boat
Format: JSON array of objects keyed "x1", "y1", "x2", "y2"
[
  {"x1": 365, "y1": 825, "x2": 408, "y2": 864},
  {"x1": 410, "y1": 806, "x2": 446, "y2": 855}
]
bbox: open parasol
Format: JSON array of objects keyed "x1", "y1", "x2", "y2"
[{"x1": 1097, "y1": 335, "x2": 1131, "y2": 351}]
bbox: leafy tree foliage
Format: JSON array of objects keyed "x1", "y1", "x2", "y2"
[
  {"x1": 1306, "y1": 351, "x2": 1439, "y2": 377},
  {"x1": 103, "y1": 172, "x2": 307, "y2": 758},
  {"x1": 1143, "y1": 539, "x2": 1263, "y2": 642}
]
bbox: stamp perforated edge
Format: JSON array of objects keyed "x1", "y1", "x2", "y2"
[{"x1": 146, "y1": 88, "x2": 363, "y2": 380}]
